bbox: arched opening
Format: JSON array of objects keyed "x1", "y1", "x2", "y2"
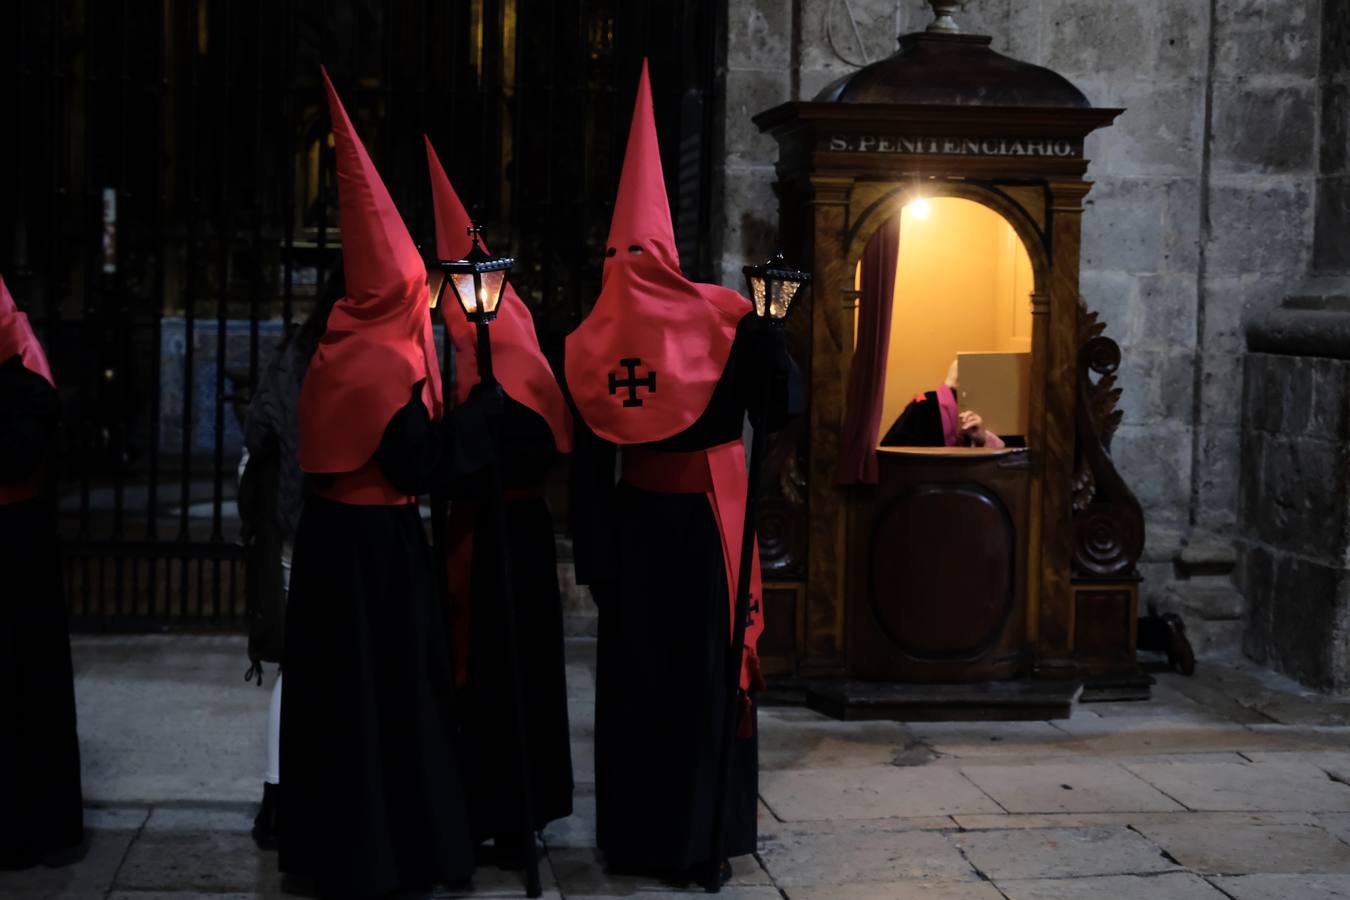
[{"x1": 853, "y1": 196, "x2": 1036, "y2": 450}]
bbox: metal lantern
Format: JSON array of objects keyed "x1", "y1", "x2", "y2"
[
  {"x1": 429, "y1": 222, "x2": 513, "y2": 321},
  {"x1": 743, "y1": 252, "x2": 811, "y2": 323}
]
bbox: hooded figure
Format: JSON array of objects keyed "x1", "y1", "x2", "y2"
[
  {"x1": 0, "y1": 275, "x2": 83, "y2": 870},
  {"x1": 425, "y1": 136, "x2": 575, "y2": 855},
  {"x1": 277, "y1": 68, "x2": 495, "y2": 896},
  {"x1": 565, "y1": 61, "x2": 800, "y2": 881}
]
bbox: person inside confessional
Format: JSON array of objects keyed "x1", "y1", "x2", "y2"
[{"x1": 880, "y1": 357, "x2": 1006, "y2": 449}]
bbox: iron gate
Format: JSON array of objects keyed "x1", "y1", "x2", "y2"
[{"x1": 0, "y1": 0, "x2": 720, "y2": 630}]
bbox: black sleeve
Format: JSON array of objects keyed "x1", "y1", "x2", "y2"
[
  {"x1": 448, "y1": 396, "x2": 557, "y2": 499},
  {"x1": 0, "y1": 355, "x2": 61, "y2": 483},
  {"x1": 736, "y1": 322, "x2": 804, "y2": 434},
  {"x1": 375, "y1": 383, "x2": 494, "y2": 497},
  {"x1": 567, "y1": 401, "x2": 618, "y2": 589},
  {"x1": 879, "y1": 392, "x2": 943, "y2": 447}
]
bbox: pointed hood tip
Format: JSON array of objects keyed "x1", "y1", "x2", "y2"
[
  {"x1": 607, "y1": 58, "x2": 676, "y2": 263},
  {"x1": 0, "y1": 274, "x2": 14, "y2": 315},
  {"x1": 425, "y1": 135, "x2": 476, "y2": 262}
]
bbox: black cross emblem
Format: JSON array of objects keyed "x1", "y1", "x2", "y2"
[
  {"x1": 745, "y1": 593, "x2": 760, "y2": 627},
  {"x1": 608, "y1": 358, "x2": 657, "y2": 408}
]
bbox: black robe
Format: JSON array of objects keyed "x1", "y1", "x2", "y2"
[
  {"x1": 879, "y1": 387, "x2": 949, "y2": 447},
  {"x1": 450, "y1": 397, "x2": 572, "y2": 843},
  {"x1": 279, "y1": 387, "x2": 492, "y2": 896},
  {"x1": 0, "y1": 355, "x2": 83, "y2": 869},
  {"x1": 569, "y1": 320, "x2": 799, "y2": 874}
]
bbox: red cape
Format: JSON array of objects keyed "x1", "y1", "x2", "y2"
[
  {"x1": 564, "y1": 61, "x2": 749, "y2": 445},
  {"x1": 425, "y1": 136, "x2": 572, "y2": 454},
  {"x1": 0, "y1": 274, "x2": 54, "y2": 387},
  {"x1": 297, "y1": 68, "x2": 442, "y2": 475}
]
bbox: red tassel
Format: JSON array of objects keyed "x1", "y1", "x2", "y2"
[
  {"x1": 737, "y1": 694, "x2": 754, "y2": 738},
  {"x1": 746, "y1": 651, "x2": 766, "y2": 693}
]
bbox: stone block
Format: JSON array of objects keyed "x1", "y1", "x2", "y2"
[
  {"x1": 1080, "y1": 78, "x2": 1207, "y2": 179},
  {"x1": 1321, "y1": 83, "x2": 1349, "y2": 177},
  {"x1": 1036, "y1": 0, "x2": 1151, "y2": 81},
  {"x1": 1124, "y1": 760, "x2": 1350, "y2": 811},
  {"x1": 1134, "y1": 273, "x2": 1200, "y2": 347},
  {"x1": 1204, "y1": 350, "x2": 1242, "y2": 429},
  {"x1": 757, "y1": 828, "x2": 976, "y2": 887},
  {"x1": 1238, "y1": 542, "x2": 1275, "y2": 661},
  {"x1": 1314, "y1": 174, "x2": 1350, "y2": 272},
  {"x1": 1266, "y1": 554, "x2": 1350, "y2": 689},
  {"x1": 727, "y1": 0, "x2": 793, "y2": 70},
  {"x1": 1109, "y1": 423, "x2": 1193, "y2": 521},
  {"x1": 1211, "y1": 874, "x2": 1350, "y2": 900},
  {"x1": 1194, "y1": 420, "x2": 1242, "y2": 527},
  {"x1": 1214, "y1": 0, "x2": 1321, "y2": 80},
  {"x1": 1311, "y1": 358, "x2": 1350, "y2": 442},
  {"x1": 1077, "y1": 269, "x2": 1139, "y2": 340},
  {"x1": 1204, "y1": 179, "x2": 1313, "y2": 276},
  {"x1": 1115, "y1": 349, "x2": 1195, "y2": 425},
  {"x1": 720, "y1": 167, "x2": 780, "y2": 266},
  {"x1": 724, "y1": 68, "x2": 791, "y2": 169},
  {"x1": 1136, "y1": 821, "x2": 1350, "y2": 875},
  {"x1": 1210, "y1": 86, "x2": 1319, "y2": 175},
  {"x1": 1154, "y1": 1, "x2": 1213, "y2": 80},
  {"x1": 759, "y1": 765, "x2": 1003, "y2": 821},
  {"x1": 998, "y1": 873, "x2": 1227, "y2": 900},
  {"x1": 957, "y1": 762, "x2": 1184, "y2": 814},
  {"x1": 953, "y1": 826, "x2": 1180, "y2": 881},
  {"x1": 1205, "y1": 276, "x2": 1289, "y2": 357},
  {"x1": 1255, "y1": 436, "x2": 1348, "y2": 562}
]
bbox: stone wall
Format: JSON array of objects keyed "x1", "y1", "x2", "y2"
[
  {"x1": 716, "y1": 0, "x2": 1347, "y2": 653},
  {"x1": 1239, "y1": 339, "x2": 1350, "y2": 689}
]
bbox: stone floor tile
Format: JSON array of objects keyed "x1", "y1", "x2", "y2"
[
  {"x1": 760, "y1": 766, "x2": 1002, "y2": 821},
  {"x1": 758, "y1": 829, "x2": 975, "y2": 887},
  {"x1": 107, "y1": 894, "x2": 284, "y2": 900},
  {"x1": 996, "y1": 872, "x2": 1227, "y2": 899},
  {"x1": 541, "y1": 793, "x2": 595, "y2": 849},
  {"x1": 782, "y1": 882, "x2": 1006, "y2": 899},
  {"x1": 83, "y1": 807, "x2": 151, "y2": 830},
  {"x1": 548, "y1": 847, "x2": 768, "y2": 895},
  {"x1": 144, "y1": 806, "x2": 255, "y2": 832},
  {"x1": 1124, "y1": 760, "x2": 1350, "y2": 812},
  {"x1": 1318, "y1": 812, "x2": 1350, "y2": 844},
  {"x1": 1135, "y1": 822, "x2": 1350, "y2": 875},
  {"x1": 1242, "y1": 750, "x2": 1350, "y2": 782},
  {"x1": 954, "y1": 826, "x2": 1179, "y2": 880},
  {"x1": 959, "y1": 762, "x2": 1183, "y2": 813},
  {"x1": 1052, "y1": 718, "x2": 1302, "y2": 755},
  {"x1": 1209, "y1": 874, "x2": 1350, "y2": 899},
  {"x1": 565, "y1": 890, "x2": 780, "y2": 899},
  {"x1": 440, "y1": 858, "x2": 561, "y2": 898},
  {"x1": 906, "y1": 721, "x2": 1079, "y2": 759},
  {"x1": 758, "y1": 718, "x2": 917, "y2": 770},
  {"x1": 952, "y1": 811, "x2": 1317, "y2": 830},
  {"x1": 0, "y1": 830, "x2": 136, "y2": 898},
  {"x1": 758, "y1": 704, "x2": 834, "y2": 724},
  {"x1": 761, "y1": 815, "x2": 956, "y2": 836},
  {"x1": 1245, "y1": 726, "x2": 1350, "y2": 749},
  {"x1": 113, "y1": 831, "x2": 282, "y2": 894}
]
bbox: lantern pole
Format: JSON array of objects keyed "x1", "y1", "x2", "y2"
[
  {"x1": 705, "y1": 254, "x2": 809, "y2": 893},
  {"x1": 438, "y1": 224, "x2": 542, "y2": 898}
]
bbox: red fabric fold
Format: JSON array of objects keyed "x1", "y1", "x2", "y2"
[
  {"x1": 0, "y1": 274, "x2": 54, "y2": 388},
  {"x1": 837, "y1": 216, "x2": 901, "y2": 485},
  {"x1": 424, "y1": 137, "x2": 573, "y2": 454}
]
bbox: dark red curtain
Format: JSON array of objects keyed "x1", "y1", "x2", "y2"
[{"x1": 836, "y1": 216, "x2": 901, "y2": 485}]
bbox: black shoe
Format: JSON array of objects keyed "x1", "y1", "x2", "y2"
[
  {"x1": 490, "y1": 833, "x2": 541, "y2": 871},
  {"x1": 1162, "y1": 613, "x2": 1197, "y2": 676},
  {"x1": 253, "y1": 782, "x2": 280, "y2": 851}
]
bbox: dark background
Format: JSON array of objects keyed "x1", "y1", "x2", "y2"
[{"x1": 0, "y1": 0, "x2": 722, "y2": 628}]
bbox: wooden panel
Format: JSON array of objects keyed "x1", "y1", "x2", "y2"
[
  {"x1": 847, "y1": 449, "x2": 1031, "y2": 683},
  {"x1": 758, "y1": 582, "x2": 803, "y2": 677},
  {"x1": 1071, "y1": 581, "x2": 1140, "y2": 675}
]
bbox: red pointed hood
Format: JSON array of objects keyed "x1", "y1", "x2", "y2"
[
  {"x1": 425, "y1": 136, "x2": 572, "y2": 453},
  {"x1": 298, "y1": 67, "x2": 442, "y2": 475},
  {"x1": 564, "y1": 60, "x2": 749, "y2": 445},
  {"x1": 0, "y1": 274, "x2": 54, "y2": 387}
]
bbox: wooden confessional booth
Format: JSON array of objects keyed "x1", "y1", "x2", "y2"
[{"x1": 750, "y1": 14, "x2": 1148, "y2": 719}]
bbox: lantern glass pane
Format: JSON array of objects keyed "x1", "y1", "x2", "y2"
[
  {"x1": 427, "y1": 269, "x2": 446, "y2": 309},
  {"x1": 769, "y1": 279, "x2": 802, "y2": 320},
  {"x1": 451, "y1": 272, "x2": 480, "y2": 316},
  {"x1": 748, "y1": 274, "x2": 767, "y2": 318},
  {"x1": 481, "y1": 270, "x2": 507, "y2": 315}
]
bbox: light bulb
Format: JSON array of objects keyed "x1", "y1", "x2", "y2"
[{"x1": 910, "y1": 198, "x2": 931, "y2": 220}]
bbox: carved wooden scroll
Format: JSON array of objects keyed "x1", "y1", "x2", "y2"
[{"x1": 1072, "y1": 300, "x2": 1145, "y2": 577}]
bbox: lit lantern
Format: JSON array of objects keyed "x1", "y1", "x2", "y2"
[{"x1": 743, "y1": 251, "x2": 811, "y2": 323}]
